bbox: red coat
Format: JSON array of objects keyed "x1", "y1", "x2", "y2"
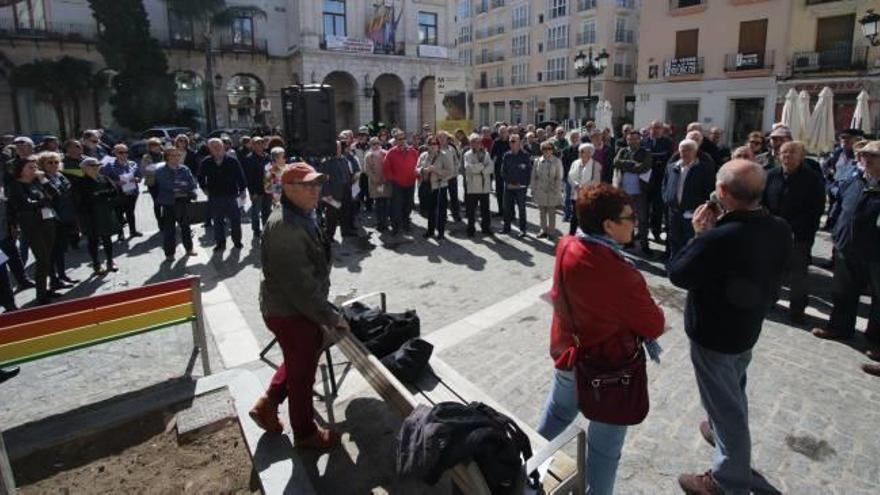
[
  {"x1": 382, "y1": 145, "x2": 420, "y2": 187},
  {"x1": 549, "y1": 236, "x2": 665, "y2": 370}
]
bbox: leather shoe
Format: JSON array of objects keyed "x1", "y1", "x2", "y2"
[
  {"x1": 248, "y1": 395, "x2": 283, "y2": 434},
  {"x1": 811, "y1": 328, "x2": 849, "y2": 340},
  {"x1": 866, "y1": 349, "x2": 880, "y2": 362},
  {"x1": 295, "y1": 426, "x2": 340, "y2": 450},
  {"x1": 17, "y1": 279, "x2": 35, "y2": 291},
  {"x1": 699, "y1": 420, "x2": 715, "y2": 447},
  {"x1": 0, "y1": 367, "x2": 20, "y2": 384},
  {"x1": 863, "y1": 363, "x2": 880, "y2": 377},
  {"x1": 678, "y1": 471, "x2": 723, "y2": 495}
]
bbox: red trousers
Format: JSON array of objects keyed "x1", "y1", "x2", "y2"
[{"x1": 264, "y1": 315, "x2": 322, "y2": 439}]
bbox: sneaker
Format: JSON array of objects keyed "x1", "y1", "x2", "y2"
[
  {"x1": 294, "y1": 426, "x2": 341, "y2": 450},
  {"x1": 16, "y1": 279, "x2": 36, "y2": 291},
  {"x1": 678, "y1": 471, "x2": 724, "y2": 495},
  {"x1": 93, "y1": 264, "x2": 107, "y2": 275}
]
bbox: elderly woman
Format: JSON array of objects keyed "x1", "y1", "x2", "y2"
[
  {"x1": 37, "y1": 152, "x2": 78, "y2": 289},
  {"x1": 264, "y1": 146, "x2": 287, "y2": 208},
  {"x1": 463, "y1": 133, "x2": 494, "y2": 237},
  {"x1": 102, "y1": 143, "x2": 142, "y2": 240},
  {"x1": 141, "y1": 137, "x2": 164, "y2": 222},
  {"x1": 567, "y1": 143, "x2": 603, "y2": 235},
  {"x1": 417, "y1": 135, "x2": 455, "y2": 240},
  {"x1": 531, "y1": 140, "x2": 564, "y2": 239},
  {"x1": 154, "y1": 146, "x2": 198, "y2": 261},
  {"x1": 78, "y1": 158, "x2": 119, "y2": 274},
  {"x1": 363, "y1": 137, "x2": 391, "y2": 231},
  {"x1": 537, "y1": 183, "x2": 665, "y2": 495},
  {"x1": 7, "y1": 156, "x2": 59, "y2": 304}
]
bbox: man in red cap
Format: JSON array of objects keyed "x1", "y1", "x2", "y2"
[{"x1": 249, "y1": 162, "x2": 349, "y2": 450}]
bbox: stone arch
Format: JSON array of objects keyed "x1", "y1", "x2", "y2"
[
  {"x1": 322, "y1": 71, "x2": 359, "y2": 133},
  {"x1": 225, "y1": 73, "x2": 265, "y2": 128},
  {"x1": 372, "y1": 73, "x2": 404, "y2": 127}
]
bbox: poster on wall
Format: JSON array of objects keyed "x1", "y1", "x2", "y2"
[
  {"x1": 366, "y1": 1, "x2": 402, "y2": 55},
  {"x1": 435, "y1": 75, "x2": 470, "y2": 132}
]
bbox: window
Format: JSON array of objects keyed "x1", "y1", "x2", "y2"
[
  {"x1": 168, "y1": 9, "x2": 194, "y2": 44},
  {"x1": 479, "y1": 72, "x2": 488, "y2": 88},
  {"x1": 459, "y1": 48, "x2": 472, "y2": 65},
  {"x1": 494, "y1": 102, "x2": 506, "y2": 122},
  {"x1": 511, "y1": 62, "x2": 529, "y2": 85},
  {"x1": 613, "y1": 51, "x2": 633, "y2": 78},
  {"x1": 459, "y1": 25, "x2": 472, "y2": 43},
  {"x1": 614, "y1": 17, "x2": 633, "y2": 43},
  {"x1": 479, "y1": 103, "x2": 490, "y2": 125},
  {"x1": 232, "y1": 17, "x2": 254, "y2": 46},
  {"x1": 13, "y1": 0, "x2": 47, "y2": 30},
  {"x1": 512, "y1": 4, "x2": 530, "y2": 30},
  {"x1": 615, "y1": 0, "x2": 634, "y2": 8},
  {"x1": 323, "y1": 0, "x2": 346, "y2": 37},
  {"x1": 675, "y1": 29, "x2": 699, "y2": 58},
  {"x1": 546, "y1": 57, "x2": 567, "y2": 81},
  {"x1": 458, "y1": 0, "x2": 472, "y2": 20},
  {"x1": 494, "y1": 67, "x2": 504, "y2": 87},
  {"x1": 511, "y1": 34, "x2": 529, "y2": 57},
  {"x1": 546, "y1": 25, "x2": 568, "y2": 51},
  {"x1": 548, "y1": 0, "x2": 567, "y2": 19},
  {"x1": 419, "y1": 12, "x2": 439, "y2": 45},
  {"x1": 577, "y1": 20, "x2": 596, "y2": 45}
]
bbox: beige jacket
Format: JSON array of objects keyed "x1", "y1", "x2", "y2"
[
  {"x1": 417, "y1": 150, "x2": 455, "y2": 191},
  {"x1": 568, "y1": 158, "x2": 602, "y2": 191},
  {"x1": 463, "y1": 148, "x2": 493, "y2": 195},
  {"x1": 531, "y1": 156, "x2": 564, "y2": 207},
  {"x1": 363, "y1": 149, "x2": 391, "y2": 198}
]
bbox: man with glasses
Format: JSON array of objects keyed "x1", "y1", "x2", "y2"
[
  {"x1": 198, "y1": 138, "x2": 247, "y2": 251},
  {"x1": 746, "y1": 131, "x2": 765, "y2": 157},
  {"x1": 81, "y1": 130, "x2": 107, "y2": 160},
  {"x1": 501, "y1": 134, "x2": 532, "y2": 238},
  {"x1": 249, "y1": 162, "x2": 350, "y2": 450},
  {"x1": 383, "y1": 130, "x2": 419, "y2": 235}
]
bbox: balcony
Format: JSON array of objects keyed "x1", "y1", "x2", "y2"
[
  {"x1": 491, "y1": 0, "x2": 505, "y2": 8},
  {"x1": 612, "y1": 63, "x2": 634, "y2": 80},
  {"x1": 791, "y1": 45, "x2": 869, "y2": 73},
  {"x1": 0, "y1": 18, "x2": 98, "y2": 43},
  {"x1": 476, "y1": 51, "x2": 505, "y2": 64},
  {"x1": 614, "y1": 29, "x2": 635, "y2": 44},
  {"x1": 664, "y1": 56, "x2": 705, "y2": 79},
  {"x1": 477, "y1": 77, "x2": 505, "y2": 89},
  {"x1": 616, "y1": 0, "x2": 636, "y2": 8},
  {"x1": 474, "y1": 24, "x2": 505, "y2": 40},
  {"x1": 723, "y1": 50, "x2": 775, "y2": 75},
  {"x1": 576, "y1": 32, "x2": 597, "y2": 45},
  {"x1": 218, "y1": 33, "x2": 268, "y2": 54},
  {"x1": 475, "y1": 2, "x2": 489, "y2": 15},
  {"x1": 668, "y1": 0, "x2": 707, "y2": 15},
  {"x1": 577, "y1": 0, "x2": 598, "y2": 12}
]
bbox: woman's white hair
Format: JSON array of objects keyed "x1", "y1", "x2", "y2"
[
  {"x1": 578, "y1": 143, "x2": 594, "y2": 154},
  {"x1": 678, "y1": 138, "x2": 699, "y2": 151}
]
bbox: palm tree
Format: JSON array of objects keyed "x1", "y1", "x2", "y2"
[
  {"x1": 163, "y1": 0, "x2": 266, "y2": 131},
  {"x1": 9, "y1": 57, "x2": 93, "y2": 138}
]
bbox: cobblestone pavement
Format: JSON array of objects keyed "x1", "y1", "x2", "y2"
[{"x1": 3, "y1": 189, "x2": 878, "y2": 493}]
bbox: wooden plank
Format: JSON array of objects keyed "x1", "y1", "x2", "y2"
[
  {"x1": 0, "y1": 303, "x2": 194, "y2": 365},
  {"x1": 0, "y1": 289, "x2": 193, "y2": 346},
  {"x1": 0, "y1": 276, "x2": 197, "y2": 327}
]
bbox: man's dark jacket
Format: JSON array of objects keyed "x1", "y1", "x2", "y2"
[
  {"x1": 243, "y1": 151, "x2": 270, "y2": 195},
  {"x1": 661, "y1": 159, "x2": 716, "y2": 213},
  {"x1": 669, "y1": 209, "x2": 792, "y2": 354},
  {"x1": 197, "y1": 155, "x2": 246, "y2": 197},
  {"x1": 831, "y1": 172, "x2": 880, "y2": 263},
  {"x1": 762, "y1": 164, "x2": 826, "y2": 244}
]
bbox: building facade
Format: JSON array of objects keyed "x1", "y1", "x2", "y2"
[
  {"x1": 633, "y1": 0, "x2": 879, "y2": 145},
  {"x1": 0, "y1": 0, "x2": 465, "y2": 137},
  {"x1": 458, "y1": 0, "x2": 641, "y2": 128}
]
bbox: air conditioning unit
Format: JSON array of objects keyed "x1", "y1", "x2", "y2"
[{"x1": 792, "y1": 52, "x2": 819, "y2": 72}]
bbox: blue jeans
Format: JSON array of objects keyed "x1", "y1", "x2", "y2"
[
  {"x1": 249, "y1": 193, "x2": 271, "y2": 235},
  {"x1": 503, "y1": 187, "x2": 527, "y2": 232},
  {"x1": 536, "y1": 368, "x2": 628, "y2": 495},
  {"x1": 690, "y1": 340, "x2": 752, "y2": 495},
  {"x1": 391, "y1": 184, "x2": 414, "y2": 233},
  {"x1": 563, "y1": 181, "x2": 573, "y2": 221},
  {"x1": 209, "y1": 195, "x2": 242, "y2": 247}
]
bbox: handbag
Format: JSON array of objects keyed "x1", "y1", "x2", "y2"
[{"x1": 556, "y1": 240, "x2": 650, "y2": 426}]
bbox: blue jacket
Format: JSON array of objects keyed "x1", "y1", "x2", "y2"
[
  {"x1": 822, "y1": 147, "x2": 859, "y2": 199},
  {"x1": 662, "y1": 159, "x2": 716, "y2": 213},
  {"x1": 831, "y1": 171, "x2": 880, "y2": 263},
  {"x1": 154, "y1": 164, "x2": 198, "y2": 206},
  {"x1": 101, "y1": 159, "x2": 141, "y2": 196},
  {"x1": 501, "y1": 149, "x2": 532, "y2": 187}
]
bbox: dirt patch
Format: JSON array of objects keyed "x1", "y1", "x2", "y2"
[{"x1": 14, "y1": 412, "x2": 257, "y2": 494}]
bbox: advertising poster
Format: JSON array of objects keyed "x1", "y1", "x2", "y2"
[
  {"x1": 366, "y1": 1, "x2": 401, "y2": 55},
  {"x1": 435, "y1": 75, "x2": 470, "y2": 132}
]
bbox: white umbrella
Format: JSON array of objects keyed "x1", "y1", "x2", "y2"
[
  {"x1": 851, "y1": 90, "x2": 871, "y2": 135},
  {"x1": 780, "y1": 89, "x2": 801, "y2": 141},
  {"x1": 806, "y1": 87, "x2": 835, "y2": 155},
  {"x1": 797, "y1": 90, "x2": 812, "y2": 141}
]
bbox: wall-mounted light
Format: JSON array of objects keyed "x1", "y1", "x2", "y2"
[
  {"x1": 408, "y1": 76, "x2": 418, "y2": 98},
  {"x1": 363, "y1": 74, "x2": 374, "y2": 98},
  {"x1": 859, "y1": 9, "x2": 880, "y2": 47}
]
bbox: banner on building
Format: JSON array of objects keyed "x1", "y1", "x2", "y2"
[
  {"x1": 435, "y1": 75, "x2": 470, "y2": 132},
  {"x1": 325, "y1": 34, "x2": 375, "y2": 54},
  {"x1": 366, "y1": 1, "x2": 402, "y2": 55}
]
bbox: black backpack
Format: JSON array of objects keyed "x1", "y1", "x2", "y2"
[{"x1": 343, "y1": 302, "x2": 420, "y2": 358}]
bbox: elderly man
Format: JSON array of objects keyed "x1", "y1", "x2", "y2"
[
  {"x1": 823, "y1": 128, "x2": 864, "y2": 229},
  {"x1": 671, "y1": 160, "x2": 791, "y2": 495},
  {"x1": 561, "y1": 130, "x2": 581, "y2": 222},
  {"x1": 687, "y1": 122, "x2": 723, "y2": 166},
  {"x1": 491, "y1": 125, "x2": 511, "y2": 215},
  {"x1": 762, "y1": 141, "x2": 826, "y2": 323},
  {"x1": 813, "y1": 141, "x2": 880, "y2": 374},
  {"x1": 383, "y1": 130, "x2": 419, "y2": 235},
  {"x1": 501, "y1": 133, "x2": 532, "y2": 237},
  {"x1": 249, "y1": 163, "x2": 349, "y2": 449},
  {"x1": 757, "y1": 126, "x2": 791, "y2": 171},
  {"x1": 613, "y1": 129, "x2": 653, "y2": 255},
  {"x1": 643, "y1": 121, "x2": 675, "y2": 242},
  {"x1": 669, "y1": 131, "x2": 717, "y2": 172},
  {"x1": 243, "y1": 136, "x2": 271, "y2": 237},
  {"x1": 198, "y1": 138, "x2": 247, "y2": 251},
  {"x1": 662, "y1": 139, "x2": 716, "y2": 259},
  {"x1": 708, "y1": 127, "x2": 731, "y2": 164}
]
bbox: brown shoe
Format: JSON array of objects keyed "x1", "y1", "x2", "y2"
[
  {"x1": 811, "y1": 328, "x2": 849, "y2": 340},
  {"x1": 678, "y1": 471, "x2": 723, "y2": 495},
  {"x1": 863, "y1": 363, "x2": 880, "y2": 377},
  {"x1": 699, "y1": 421, "x2": 715, "y2": 447},
  {"x1": 294, "y1": 426, "x2": 341, "y2": 450},
  {"x1": 248, "y1": 395, "x2": 283, "y2": 434},
  {"x1": 866, "y1": 348, "x2": 880, "y2": 362}
]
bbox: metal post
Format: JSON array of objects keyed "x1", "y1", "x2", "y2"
[
  {"x1": 576, "y1": 430, "x2": 586, "y2": 495},
  {"x1": 0, "y1": 432, "x2": 15, "y2": 495},
  {"x1": 190, "y1": 278, "x2": 212, "y2": 375},
  {"x1": 586, "y1": 46, "x2": 594, "y2": 122}
]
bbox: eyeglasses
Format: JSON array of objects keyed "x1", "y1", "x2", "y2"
[
  {"x1": 749, "y1": 140, "x2": 762, "y2": 146},
  {"x1": 615, "y1": 214, "x2": 637, "y2": 223}
]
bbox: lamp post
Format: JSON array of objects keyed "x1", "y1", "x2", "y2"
[
  {"x1": 859, "y1": 9, "x2": 880, "y2": 47},
  {"x1": 573, "y1": 47, "x2": 609, "y2": 121}
]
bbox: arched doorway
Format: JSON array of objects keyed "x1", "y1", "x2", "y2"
[
  {"x1": 226, "y1": 74, "x2": 265, "y2": 128},
  {"x1": 174, "y1": 71, "x2": 206, "y2": 133},
  {"x1": 418, "y1": 76, "x2": 435, "y2": 130},
  {"x1": 323, "y1": 71, "x2": 358, "y2": 133},
  {"x1": 372, "y1": 73, "x2": 404, "y2": 127}
]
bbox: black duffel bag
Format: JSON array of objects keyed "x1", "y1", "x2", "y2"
[{"x1": 343, "y1": 302, "x2": 420, "y2": 358}]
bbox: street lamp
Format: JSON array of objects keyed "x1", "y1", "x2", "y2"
[
  {"x1": 574, "y1": 47, "x2": 609, "y2": 121},
  {"x1": 859, "y1": 9, "x2": 880, "y2": 47}
]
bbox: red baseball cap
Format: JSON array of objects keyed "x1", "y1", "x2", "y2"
[{"x1": 281, "y1": 162, "x2": 326, "y2": 185}]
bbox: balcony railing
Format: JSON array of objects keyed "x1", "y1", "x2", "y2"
[
  {"x1": 476, "y1": 51, "x2": 505, "y2": 64},
  {"x1": 614, "y1": 29, "x2": 635, "y2": 44},
  {"x1": 576, "y1": 32, "x2": 597, "y2": 45},
  {"x1": 616, "y1": 0, "x2": 636, "y2": 8},
  {"x1": 724, "y1": 50, "x2": 775, "y2": 72},
  {"x1": 218, "y1": 34, "x2": 268, "y2": 53},
  {"x1": 491, "y1": 0, "x2": 505, "y2": 8},
  {"x1": 474, "y1": 24, "x2": 505, "y2": 40},
  {"x1": 476, "y1": 2, "x2": 489, "y2": 14},
  {"x1": 791, "y1": 45, "x2": 869, "y2": 73},
  {"x1": 0, "y1": 18, "x2": 98, "y2": 43},
  {"x1": 668, "y1": 0, "x2": 707, "y2": 13},
  {"x1": 577, "y1": 0, "x2": 597, "y2": 11},
  {"x1": 664, "y1": 56, "x2": 705, "y2": 77}
]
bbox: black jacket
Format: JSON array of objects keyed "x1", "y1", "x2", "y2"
[
  {"x1": 197, "y1": 155, "x2": 246, "y2": 197},
  {"x1": 831, "y1": 172, "x2": 880, "y2": 263},
  {"x1": 763, "y1": 165, "x2": 826, "y2": 243},
  {"x1": 561, "y1": 145, "x2": 579, "y2": 183},
  {"x1": 242, "y1": 151, "x2": 270, "y2": 195},
  {"x1": 662, "y1": 159, "x2": 716, "y2": 213},
  {"x1": 491, "y1": 138, "x2": 511, "y2": 175},
  {"x1": 669, "y1": 209, "x2": 791, "y2": 354}
]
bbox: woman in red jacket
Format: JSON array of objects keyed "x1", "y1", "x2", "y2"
[{"x1": 537, "y1": 183, "x2": 665, "y2": 495}]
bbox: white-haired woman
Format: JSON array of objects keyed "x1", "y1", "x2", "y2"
[
  {"x1": 102, "y1": 143, "x2": 142, "y2": 240},
  {"x1": 567, "y1": 143, "x2": 602, "y2": 235},
  {"x1": 264, "y1": 146, "x2": 287, "y2": 207},
  {"x1": 531, "y1": 140, "x2": 564, "y2": 239}
]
